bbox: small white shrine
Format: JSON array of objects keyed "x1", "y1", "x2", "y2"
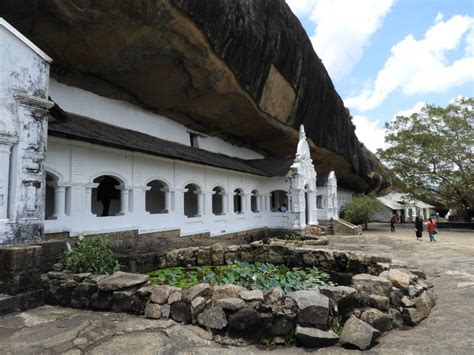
[{"x1": 0, "y1": 19, "x2": 347, "y2": 244}]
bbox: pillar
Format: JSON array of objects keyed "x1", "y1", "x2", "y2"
[
  {"x1": 223, "y1": 193, "x2": 228, "y2": 214},
  {"x1": 85, "y1": 184, "x2": 98, "y2": 216},
  {"x1": 51, "y1": 185, "x2": 67, "y2": 219},
  {"x1": 0, "y1": 136, "x2": 17, "y2": 220},
  {"x1": 165, "y1": 191, "x2": 172, "y2": 211},
  {"x1": 265, "y1": 195, "x2": 271, "y2": 212},
  {"x1": 197, "y1": 191, "x2": 203, "y2": 217},
  {"x1": 118, "y1": 188, "x2": 130, "y2": 215}
]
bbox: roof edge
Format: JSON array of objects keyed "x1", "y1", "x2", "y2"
[{"x1": 0, "y1": 17, "x2": 53, "y2": 63}]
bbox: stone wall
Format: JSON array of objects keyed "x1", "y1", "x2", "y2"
[
  {"x1": 42, "y1": 247, "x2": 436, "y2": 350},
  {"x1": 0, "y1": 241, "x2": 65, "y2": 314}
]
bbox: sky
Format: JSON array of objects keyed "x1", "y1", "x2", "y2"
[{"x1": 286, "y1": 0, "x2": 474, "y2": 152}]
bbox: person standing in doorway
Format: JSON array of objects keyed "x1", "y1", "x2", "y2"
[
  {"x1": 415, "y1": 216, "x2": 423, "y2": 241},
  {"x1": 427, "y1": 217, "x2": 438, "y2": 242},
  {"x1": 390, "y1": 212, "x2": 398, "y2": 232}
]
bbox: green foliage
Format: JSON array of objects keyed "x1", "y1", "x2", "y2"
[
  {"x1": 148, "y1": 260, "x2": 329, "y2": 293},
  {"x1": 377, "y1": 98, "x2": 473, "y2": 217},
  {"x1": 340, "y1": 194, "x2": 383, "y2": 230},
  {"x1": 65, "y1": 236, "x2": 120, "y2": 274}
]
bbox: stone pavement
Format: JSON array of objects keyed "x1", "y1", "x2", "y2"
[{"x1": 0, "y1": 223, "x2": 472, "y2": 354}]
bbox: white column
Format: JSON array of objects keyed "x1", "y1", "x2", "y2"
[
  {"x1": 84, "y1": 184, "x2": 98, "y2": 216},
  {"x1": 223, "y1": 193, "x2": 228, "y2": 214},
  {"x1": 197, "y1": 191, "x2": 203, "y2": 216},
  {"x1": 265, "y1": 195, "x2": 271, "y2": 212},
  {"x1": 412, "y1": 207, "x2": 417, "y2": 219},
  {"x1": 118, "y1": 188, "x2": 130, "y2": 215},
  {"x1": 0, "y1": 136, "x2": 16, "y2": 220},
  {"x1": 52, "y1": 185, "x2": 67, "y2": 218},
  {"x1": 165, "y1": 191, "x2": 172, "y2": 212},
  {"x1": 256, "y1": 195, "x2": 261, "y2": 212}
]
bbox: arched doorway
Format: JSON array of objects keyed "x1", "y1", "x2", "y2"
[
  {"x1": 212, "y1": 186, "x2": 225, "y2": 215},
  {"x1": 146, "y1": 180, "x2": 168, "y2": 214},
  {"x1": 184, "y1": 183, "x2": 200, "y2": 217},
  {"x1": 270, "y1": 190, "x2": 288, "y2": 212},
  {"x1": 251, "y1": 190, "x2": 259, "y2": 213},
  {"x1": 233, "y1": 189, "x2": 244, "y2": 214},
  {"x1": 92, "y1": 176, "x2": 121, "y2": 217}
]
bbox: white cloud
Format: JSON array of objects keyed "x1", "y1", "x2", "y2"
[
  {"x1": 286, "y1": 0, "x2": 394, "y2": 81},
  {"x1": 346, "y1": 14, "x2": 474, "y2": 112},
  {"x1": 352, "y1": 116, "x2": 387, "y2": 152},
  {"x1": 395, "y1": 101, "x2": 426, "y2": 118},
  {"x1": 435, "y1": 11, "x2": 444, "y2": 23}
]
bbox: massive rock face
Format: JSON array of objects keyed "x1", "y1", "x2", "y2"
[{"x1": 0, "y1": 0, "x2": 390, "y2": 192}]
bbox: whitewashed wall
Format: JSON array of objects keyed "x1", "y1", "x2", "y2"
[
  {"x1": 0, "y1": 19, "x2": 53, "y2": 244},
  {"x1": 45, "y1": 137, "x2": 292, "y2": 237},
  {"x1": 49, "y1": 79, "x2": 264, "y2": 160}
]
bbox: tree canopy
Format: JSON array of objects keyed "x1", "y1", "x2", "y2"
[
  {"x1": 377, "y1": 97, "x2": 473, "y2": 218},
  {"x1": 341, "y1": 194, "x2": 383, "y2": 230}
]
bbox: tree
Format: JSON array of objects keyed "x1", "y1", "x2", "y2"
[
  {"x1": 377, "y1": 97, "x2": 474, "y2": 220},
  {"x1": 341, "y1": 194, "x2": 383, "y2": 230}
]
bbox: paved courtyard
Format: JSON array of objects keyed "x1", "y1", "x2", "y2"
[{"x1": 0, "y1": 223, "x2": 473, "y2": 354}]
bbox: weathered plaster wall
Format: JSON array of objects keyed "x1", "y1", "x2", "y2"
[{"x1": 0, "y1": 21, "x2": 52, "y2": 244}]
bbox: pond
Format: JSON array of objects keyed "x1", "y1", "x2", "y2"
[{"x1": 148, "y1": 260, "x2": 330, "y2": 293}]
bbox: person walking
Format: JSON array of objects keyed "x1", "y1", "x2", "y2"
[
  {"x1": 414, "y1": 216, "x2": 423, "y2": 241},
  {"x1": 427, "y1": 217, "x2": 438, "y2": 242},
  {"x1": 390, "y1": 212, "x2": 398, "y2": 232}
]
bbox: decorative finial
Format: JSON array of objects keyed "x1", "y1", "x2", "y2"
[{"x1": 299, "y1": 125, "x2": 306, "y2": 141}]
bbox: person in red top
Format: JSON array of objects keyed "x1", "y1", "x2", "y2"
[{"x1": 426, "y1": 217, "x2": 438, "y2": 242}]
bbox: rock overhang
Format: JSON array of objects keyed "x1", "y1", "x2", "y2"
[{"x1": 0, "y1": 0, "x2": 391, "y2": 192}]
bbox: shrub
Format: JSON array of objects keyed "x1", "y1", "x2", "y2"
[
  {"x1": 148, "y1": 260, "x2": 329, "y2": 292},
  {"x1": 64, "y1": 236, "x2": 120, "y2": 274},
  {"x1": 340, "y1": 194, "x2": 383, "y2": 230}
]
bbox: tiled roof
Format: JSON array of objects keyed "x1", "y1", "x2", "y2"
[
  {"x1": 246, "y1": 157, "x2": 295, "y2": 177},
  {"x1": 48, "y1": 112, "x2": 270, "y2": 177}
]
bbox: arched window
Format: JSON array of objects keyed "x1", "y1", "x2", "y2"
[
  {"x1": 184, "y1": 183, "x2": 200, "y2": 218},
  {"x1": 45, "y1": 172, "x2": 58, "y2": 220},
  {"x1": 212, "y1": 186, "x2": 225, "y2": 215},
  {"x1": 233, "y1": 188, "x2": 244, "y2": 214},
  {"x1": 92, "y1": 176, "x2": 121, "y2": 217},
  {"x1": 251, "y1": 190, "x2": 259, "y2": 213},
  {"x1": 270, "y1": 190, "x2": 288, "y2": 212},
  {"x1": 146, "y1": 180, "x2": 168, "y2": 214}
]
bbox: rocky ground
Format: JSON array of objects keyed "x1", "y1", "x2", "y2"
[{"x1": 0, "y1": 223, "x2": 472, "y2": 354}]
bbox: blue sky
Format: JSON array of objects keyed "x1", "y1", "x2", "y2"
[{"x1": 286, "y1": 0, "x2": 474, "y2": 152}]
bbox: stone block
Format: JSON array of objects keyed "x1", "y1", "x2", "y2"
[
  {"x1": 197, "y1": 306, "x2": 227, "y2": 330},
  {"x1": 388, "y1": 269, "x2": 411, "y2": 289},
  {"x1": 96, "y1": 272, "x2": 149, "y2": 292},
  {"x1": 340, "y1": 315, "x2": 381, "y2": 350},
  {"x1": 289, "y1": 290, "x2": 330, "y2": 329},
  {"x1": 145, "y1": 303, "x2": 162, "y2": 319},
  {"x1": 240, "y1": 289, "x2": 264, "y2": 302},
  {"x1": 212, "y1": 284, "x2": 246, "y2": 300},
  {"x1": 360, "y1": 308, "x2": 393, "y2": 333},
  {"x1": 184, "y1": 283, "x2": 212, "y2": 302},
  {"x1": 352, "y1": 274, "x2": 392, "y2": 297},
  {"x1": 170, "y1": 301, "x2": 191, "y2": 323},
  {"x1": 0, "y1": 245, "x2": 42, "y2": 272},
  {"x1": 216, "y1": 297, "x2": 245, "y2": 311},
  {"x1": 295, "y1": 326, "x2": 339, "y2": 348}
]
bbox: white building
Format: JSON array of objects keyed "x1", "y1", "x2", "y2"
[
  {"x1": 373, "y1": 192, "x2": 436, "y2": 222},
  {"x1": 0, "y1": 19, "x2": 352, "y2": 244}
]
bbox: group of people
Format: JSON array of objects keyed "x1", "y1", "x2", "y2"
[
  {"x1": 415, "y1": 216, "x2": 438, "y2": 242},
  {"x1": 390, "y1": 212, "x2": 438, "y2": 242}
]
